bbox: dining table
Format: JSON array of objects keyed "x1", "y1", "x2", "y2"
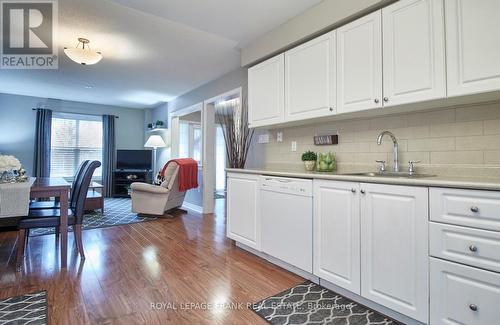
[{"x1": 30, "y1": 177, "x2": 71, "y2": 268}]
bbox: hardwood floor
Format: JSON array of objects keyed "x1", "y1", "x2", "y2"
[{"x1": 0, "y1": 200, "x2": 303, "y2": 324}]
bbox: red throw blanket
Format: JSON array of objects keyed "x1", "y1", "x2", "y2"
[{"x1": 159, "y1": 158, "x2": 198, "y2": 192}]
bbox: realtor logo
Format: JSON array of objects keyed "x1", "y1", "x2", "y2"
[{"x1": 1, "y1": 0, "x2": 58, "y2": 69}]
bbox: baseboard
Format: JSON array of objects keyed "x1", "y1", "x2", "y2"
[
  {"x1": 235, "y1": 242, "x2": 319, "y2": 282},
  {"x1": 182, "y1": 202, "x2": 203, "y2": 214}
]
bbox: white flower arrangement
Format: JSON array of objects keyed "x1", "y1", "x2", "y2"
[{"x1": 0, "y1": 155, "x2": 22, "y2": 173}]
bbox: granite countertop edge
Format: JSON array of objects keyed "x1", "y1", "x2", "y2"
[{"x1": 226, "y1": 168, "x2": 500, "y2": 191}]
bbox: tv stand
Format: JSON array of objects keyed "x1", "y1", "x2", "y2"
[{"x1": 112, "y1": 169, "x2": 153, "y2": 198}]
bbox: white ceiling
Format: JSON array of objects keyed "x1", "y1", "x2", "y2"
[{"x1": 0, "y1": 0, "x2": 322, "y2": 108}]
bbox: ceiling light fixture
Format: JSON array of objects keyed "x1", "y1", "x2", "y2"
[{"x1": 64, "y1": 38, "x2": 103, "y2": 65}]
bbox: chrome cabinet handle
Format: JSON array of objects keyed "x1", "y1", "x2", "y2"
[
  {"x1": 374, "y1": 98, "x2": 380, "y2": 104},
  {"x1": 383, "y1": 97, "x2": 389, "y2": 102},
  {"x1": 360, "y1": 189, "x2": 366, "y2": 194},
  {"x1": 351, "y1": 188, "x2": 356, "y2": 193},
  {"x1": 470, "y1": 206, "x2": 479, "y2": 213},
  {"x1": 469, "y1": 304, "x2": 478, "y2": 311},
  {"x1": 469, "y1": 245, "x2": 477, "y2": 252}
]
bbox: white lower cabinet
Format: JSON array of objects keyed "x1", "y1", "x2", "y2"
[
  {"x1": 313, "y1": 180, "x2": 429, "y2": 322},
  {"x1": 431, "y1": 258, "x2": 500, "y2": 325},
  {"x1": 360, "y1": 183, "x2": 429, "y2": 323},
  {"x1": 226, "y1": 173, "x2": 261, "y2": 250},
  {"x1": 227, "y1": 173, "x2": 500, "y2": 324},
  {"x1": 313, "y1": 180, "x2": 361, "y2": 293}
]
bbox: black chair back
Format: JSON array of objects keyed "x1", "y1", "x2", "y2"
[
  {"x1": 69, "y1": 160, "x2": 90, "y2": 209},
  {"x1": 72, "y1": 161, "x2": 101, "y2": 221}
]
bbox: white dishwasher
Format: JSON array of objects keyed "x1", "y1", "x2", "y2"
[{"x1": 260, "y1": 176, "x2": 313, "y2": 273}]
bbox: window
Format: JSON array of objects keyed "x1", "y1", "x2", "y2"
[
  {"x1": 179, "y1": 121, "x2": 202, "y2": 164},
  {"x1": 50, "y1": 112, "x2": 103, "y2": 178}
]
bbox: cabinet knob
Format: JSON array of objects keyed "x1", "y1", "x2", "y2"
[
  {"x1": 469, "y1": 304, "x2": 478, "y2": 311},
  {"x1": 469, "y1": 245, "x2": 477, "y2": 252},
  {"x1": 374, "y1": 98, "x2": 380, "y2": 104},
  {"x1": 470, "y1": 206, "x2": 479, "y2": 213},
  {"x1": 383, "y1": 97, "x2": 389, "y2": 102},
  {"x1": 351, "y1": 188, "x2": 356, "y2": 193},
  {"x1": 329, "y1": 107, "x2": 334, "y2": 112},
  {"x1": 360, "y1": 189, "x2": 366, "y2": 194}
]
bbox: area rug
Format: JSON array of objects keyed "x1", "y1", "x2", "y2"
[
  {"x1": 29, "y1": 198, "x2": 157, "y2": 237},
  {"x1": 251, "y1": 281, "x2": 402, "y2": 325},
  {"x1": 0, "y1": 291, "x2": 48, "y2": 325}
]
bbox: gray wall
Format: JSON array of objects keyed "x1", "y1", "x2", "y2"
[
  {"x1": 168, "y1": 68, "x2": 248, "y2": 113},
  {"x1": 147, "y1": 67, "x2": 262, "y2": 208},
  {"x1": 241, "y1": 0, "x2": 396, "y2": 66},
  {"x1": 0, "y1": 92, "x2": 146, "y2": 176}
]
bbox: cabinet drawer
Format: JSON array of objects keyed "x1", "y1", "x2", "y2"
[
  {"x1": 430, "y1": 222, "x2": 500, "y2": 273},
  {"x1": 431, "y1": 258, "x2": 500, "y2": 325},
  {"x1": 430, "y1": 187, "x2": 500, "y2": 231}
]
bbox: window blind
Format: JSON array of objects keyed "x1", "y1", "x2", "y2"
[{"x1": 50, "y1": 112, "x2": 103, "y2": 178}]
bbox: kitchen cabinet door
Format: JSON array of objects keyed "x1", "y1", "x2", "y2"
[
  {"x1": 248, "y1": 54, "x2": 285, "y2": 128},
  {"x1": 360, "y1": 183, "x2": 428, "y2": 322},
  {"x1": 313, "y1": 180, "x2": 361, "y2": 293},
  {"x1": 336, "y1": 10, "x2": 382, "y2": 114},
  {"x1": 446, "y1": 0, "x2": 500, "y2": 96},
  {"x1": 382, "y1": 0, "x2": 446, "y2": 106},
  {"x1": 226, "y1": 173, "x2": 260, "y2": 250},
  {"x1": 431, "y1": 258, "x2": 500, "y2": 325},
  {"x1": 285, "y1": 31, "x2": 336, "y2": 121}
]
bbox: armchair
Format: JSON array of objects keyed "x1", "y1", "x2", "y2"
[{"x1": 130, "y1": 161, "x2": 186, "y2": 215}]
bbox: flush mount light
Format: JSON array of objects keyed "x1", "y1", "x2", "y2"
[{"x1": 64, "y1": 38, "x2": 103, "y2": 65}]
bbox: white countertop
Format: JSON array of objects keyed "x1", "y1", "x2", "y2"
[{"x1": 226, "y1": 166, "x2": 500, "y2": 191}]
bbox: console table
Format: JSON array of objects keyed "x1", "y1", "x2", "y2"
[{"x1": 85, "y1": 182, "x2": 104, "y2": 212}]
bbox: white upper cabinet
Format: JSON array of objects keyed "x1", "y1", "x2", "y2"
[
  {"x1": 382, "y1": 0, "x2": 446, "y2": 106},
  {"x1": 336, "y1": 10, "x2": 383, "y2": 114},
  {"x1": 360, "y1": 183, "x2": 429, "y2": 322},
  {"x1": 446, "y1": 0, "x2": 500, "y2": 96},
  {"x1": 313, "y1": 180, "x2": 360, "y2": 294},
  {"x1": 248, "y1": 54, "x2": 285, "y2": 128},
  {"x1": 285, "y1": 31, "x2": 336, "y2": 121}
]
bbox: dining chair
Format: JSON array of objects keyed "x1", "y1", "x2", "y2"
[
  {"x1": 29, "y1": 160, "x2": 90, "y2": 211},
  {"x1": 16, "y1": 160, "x2": 101, "y2": 270}
]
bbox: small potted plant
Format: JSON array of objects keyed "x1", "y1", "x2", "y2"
[
  {"x1": 301, "y1": 151, "x2": 317, "y2": 171},
  {"x1": 155, "y1": 120, "x2": 164, "y2": 128},
  {"x1": 147, "y1": 123, "x2": 153, "y2": 129}
]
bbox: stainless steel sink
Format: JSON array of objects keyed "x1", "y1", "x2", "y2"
[{"x1": 341, "y1": 171, "x2": 436, "y2": 178}]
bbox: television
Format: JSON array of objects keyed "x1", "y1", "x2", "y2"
[{"x1": 116, "y1": 150, "x2": 152, "y2": 170}]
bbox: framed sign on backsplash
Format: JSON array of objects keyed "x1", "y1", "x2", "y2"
[{"x1": 313, "y1": 134, "x2": 338, "y2": 146}]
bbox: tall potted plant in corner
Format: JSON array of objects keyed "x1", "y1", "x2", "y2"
[{"x1": 215, "y1": 96, "x2": 254, "y2": 168}]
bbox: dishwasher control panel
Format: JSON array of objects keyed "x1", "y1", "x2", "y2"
[{"x1": 259, "y1": 176, "x2": 313, "y2": 197}]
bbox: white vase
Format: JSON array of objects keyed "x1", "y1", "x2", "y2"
[{"x1": 304, "y1": 161, "x2": 316, "y2": 171}]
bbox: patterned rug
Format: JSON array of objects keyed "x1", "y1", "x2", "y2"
[
  {"x1": 0, "y1": 291, "x2": 48, "y2": 325},
  {"x1": 29, "y1": 198, "x2": 157, "y2": 237},
  {"x1": 251, "y1": 282, "x2": 402, "y2": 325}
]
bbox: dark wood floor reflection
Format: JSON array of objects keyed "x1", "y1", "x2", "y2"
[{"x1": 0, "y1": 200, "x2": 302, "y2": 324}]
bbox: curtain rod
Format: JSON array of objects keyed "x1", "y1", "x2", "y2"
[{"x1": 31, "y1": 108, "x2": 119, "y2": 118}]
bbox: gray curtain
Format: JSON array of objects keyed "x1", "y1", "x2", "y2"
[
  {"x1": 102, "y1": 115, "x2": 116, "y2": 197},
  {"x1": 33, "y1": 109, "x2": 52, "y2": 177}
]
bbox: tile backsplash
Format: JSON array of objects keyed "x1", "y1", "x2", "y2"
[{"x1": 261, "y1": 101, "x2": 500, "y2": 177}]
